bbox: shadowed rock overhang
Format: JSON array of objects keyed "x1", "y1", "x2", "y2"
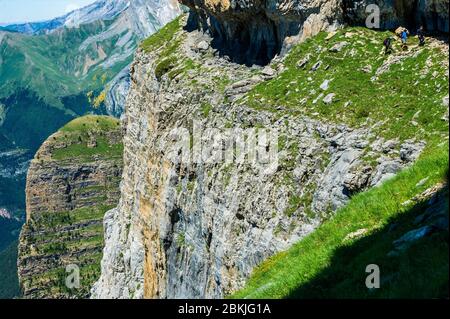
[{"x1": 180, "y1": 0, "x2": 449, "y2": 65}]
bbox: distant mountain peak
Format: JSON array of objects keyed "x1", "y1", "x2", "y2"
[
  {"x1": 64, "y1": 0, "x2": 132, "y2": 29},
  {"x1": 1, "y1": 0, "x2": 179, "y2": 35}
]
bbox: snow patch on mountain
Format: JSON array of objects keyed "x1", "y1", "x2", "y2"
[{"x1": 1, "y1": 0, "x2": 180, "y2": 36}]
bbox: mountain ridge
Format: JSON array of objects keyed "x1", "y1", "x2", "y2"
[
  {"x1": 92, "y1": 2, "x2": 448, "y2": 298},
  {"x1": 0, "y1": 0, "x2": 180, "y2": 299}
]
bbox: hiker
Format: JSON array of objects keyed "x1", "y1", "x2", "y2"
[
  {"x1": 383, "y1": 37, "x2": 393, "y2": 55},
  {"x1": 417, "y1": 26, "x2": 426, "y2": 46},
  {"x1": 400, "y1": 28, "x2": 409, "y2": 49}
]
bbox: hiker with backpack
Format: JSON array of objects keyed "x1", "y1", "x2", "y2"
[
  {"x1": 383, "y1": 37, "x2": 393, "y2": 55},
  {"x1": 417, "y1": 26, "x2": 426, "y2": 46},
  {"x1": 400, "y1": 28, "x2": 409, "y2": 50}
]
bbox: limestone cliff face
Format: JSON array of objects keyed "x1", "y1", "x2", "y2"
[
  {"x1": 180, "y1": 0, "x2": 448, "y2": 64},
  {"x1": 90, "y1": 13, "x2": 435, "y2": 298},
  {"x1": 18, "y1": 116, "x2": 123, "y2": 299}
]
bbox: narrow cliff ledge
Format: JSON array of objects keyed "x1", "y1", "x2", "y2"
[
  {"x1": 92, "y1": 14, "x2": 448, "y2": 299},
  {"x1": 18, "y1": 115, "x2": 123, "y2": 299},
  {"x1": 180, "y1": 0, "x2": 448, "y2": 65}
]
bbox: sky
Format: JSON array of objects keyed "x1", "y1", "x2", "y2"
[{"x1": 0, "y1": 0, "x2": 97, "y2": 24}]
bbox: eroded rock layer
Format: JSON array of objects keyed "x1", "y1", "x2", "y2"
[{"x1": 18, "y1": 116, "x2": 123, "y2": 299}]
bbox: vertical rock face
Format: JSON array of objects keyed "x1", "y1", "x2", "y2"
[
  {"x1": 91, "y1": 12, "x2": 435, "y2": 298},
  {"x1": 18, "y1": 116, "x2": 123, "y2": 299}
]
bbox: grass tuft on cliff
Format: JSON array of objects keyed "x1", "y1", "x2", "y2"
[
  {"x1": 140, "y1": 15, "x2": 201, "y2": 82},
  {"x1": 232, "y1": 142, "x2": 448, "y2": 299},
  {"x1": 141, "y1": 15, "x2": 182, "y2": 53}
]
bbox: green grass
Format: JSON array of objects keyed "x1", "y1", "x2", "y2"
[
  {"x1": 30, "y1": 205, "x2": 114, "y2": 231},
  {"x1": 29, "y1": 222, "x2": 103, "y2": 246},
  {"x1": 52, "y1": 138, "x2": 123, "y2": 161},
  {"x1": 25, "y1": 253, "x2": 103, "y2": 299},
  {"x1": 201, "y1": 102, "x2": 213, "y2": 117},
  {"x1": 232, "y1": 142, "x2": 448, "y2": 299},
  {"x1": 243, "y1": 27, "x2": 448, "y2": 145},
  {"x1": 155, "y1": 56, "x2": 178, "y2": 81},
  {"x1": 140, "y1": 16, "x2": 182, "y2": 53},
  {"x1": 140, "y1": 15, "x2": 203, "y2": 83},
  {"x1": 51, "y1": 115, "x2": 123, "y2": 162},
  {"x1": 20, "y1": 114, "x2": 121, "y2": 297},
  {"x1": 0, "y1": 18, "x2": 133, "y2": 102},
  {"x1": 58, "y1": 115, "x2": 120, "y2": 133}
]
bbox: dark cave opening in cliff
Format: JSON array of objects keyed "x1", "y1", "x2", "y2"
[
  {"x1": 209, "y1": 22, "x2": 283, "y2": 66},
  {"x1": 185, "y1": 10, "x2": 293, "y2": 66},
  {"x1": 394, "y1": 0, "x2": 420, "y2": 30}
]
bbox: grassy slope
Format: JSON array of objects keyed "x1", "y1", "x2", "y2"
[
  {"x1": 0, "y1": 20, "x2": 131, "y2": 101},
  {"x1": 232, "y1": 143, "x2": 448, "y2": 298},
  {"x1": 141, "y1": 16, "x2": 181, "y2": 53},
  {"x1": 138, "y1": 20, "x2": 449, "y2": 299},
  {"x1": 140, "y1": 16, "x2": 203, "y2": 82},
  {"x1": 232, "y1": 28, "x2": 449, "y2": 299},
  {"x1": 0, "y1": 15, "x2": 130, "y2": 298},
  {"x1": 0, "y1": 18, "x2": 133, "y2": 152},
  {"x1": 243, "y1": 28, "x2": 448, "y2": 145},
  {"x1": 51, "y1": 115, "x2": 123, "y2": 162},
  {"x1": 0, "y1": 21, "x2": 129, "y2": 229}
]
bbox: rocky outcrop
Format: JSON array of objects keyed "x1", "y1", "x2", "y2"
[
  {"x1": 91, "y1": 15, "x2": 434, "y2": 299},
  {"x1": 388, "y1": 183, "x2": 449, "y2": 257},
  {"x1": 181, "y1": 0, "x2": 448, "y2": 65},
  {"x1": 18, "y1": 116, "x2": 123, "y2": 299}
]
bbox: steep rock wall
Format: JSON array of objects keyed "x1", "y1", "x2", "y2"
[
  {"x1": 18, "y1": 116, "x2": 123, "y2": 298},
  {"x1": 181, "y1": 0, "x2": 343, "y2": 64},
  {"x1": 91, "y1": 15, "x2": 433, "y2": 298}
]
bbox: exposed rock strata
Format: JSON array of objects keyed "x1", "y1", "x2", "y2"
[
  {"x1": 92, "y1": 16, "x2": 426, "y2": 299},
  {"x1": 181, "y1": 0, "x2": 343, "y2": 64},
  {"x1": 18, "y1": 116, "x2": 123, "y2": 299},
  {"x1": 105, "y1": 66, "x2": 131, "y2": 117}
]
